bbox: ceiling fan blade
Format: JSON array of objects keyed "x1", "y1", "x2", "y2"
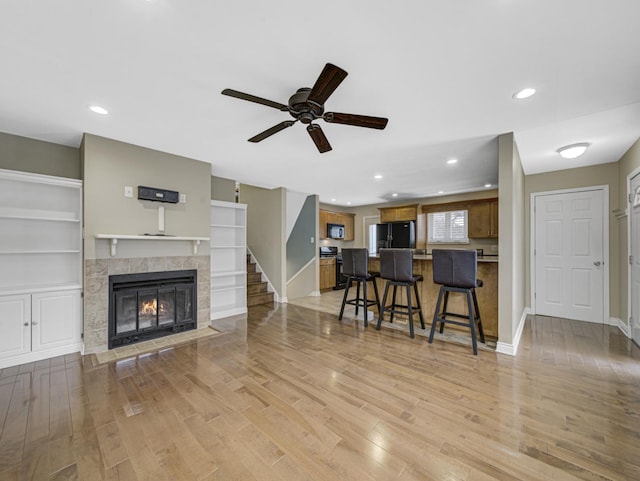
[
  {"x1": 222, "y1": 88, "x2": 288, "y2": 111},
  {"x1": 324, "y1": 112, "x2": 389, "y2": 130},
  {"x1": 248, "y1": 121, "x2": 296, "y2": 143},
  {"x1": 306, "y1": 124, "x2": 332, "y2": 153},
  {"x1": 307, "y1": 63, "x2": 348, "y2": 106}
]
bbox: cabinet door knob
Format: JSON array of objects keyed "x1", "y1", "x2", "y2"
[
  {"x1": 32, "y1": 321, "x2": 38, "y2": 326},
  {"x1": 24, "y1": 322, "x2": 29, "y2": 327}
]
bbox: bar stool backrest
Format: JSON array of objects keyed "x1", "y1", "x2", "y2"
[
  {"x1": 432, "y1": 249, "x2": 477, "y2": 288},
  {"x1": 380, "y1": 248, "x2": 414, "y2": 282},
  {"x1": 342, "y1": 248, "x2": 369, "y2": 277}
]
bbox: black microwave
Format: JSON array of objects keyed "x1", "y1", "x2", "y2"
[{"x1": 327, "y1": 223, "x2": 345, "y2": 239}]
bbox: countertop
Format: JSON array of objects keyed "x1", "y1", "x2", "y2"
[{"x1": 369, "y1": 254, "x2": 499, "y2": 263}]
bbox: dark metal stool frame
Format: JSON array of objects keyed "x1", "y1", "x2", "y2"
[
  {"x1": 375, "y1": 249, "x2": 425, "y2": 338},
  {"x1": 338, "y1": 248, "x2": 380, "y2": 327},
  {"x1": 428, "y1": 249, "x2": 485, "y2": 355}
]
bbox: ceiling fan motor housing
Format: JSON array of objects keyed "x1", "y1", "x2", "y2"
[{"x1": 289, "y1": 88, "x2": 324, "y2": 124}]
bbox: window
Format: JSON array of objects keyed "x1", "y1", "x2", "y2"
[{"x1": 427, "y1": 210, "x2": 469, "y2": 243}]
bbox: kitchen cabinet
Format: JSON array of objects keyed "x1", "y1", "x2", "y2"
[
  {"x1": 378, "y1": 204, "x2": 418, "y2": 223},
  {"x1": 320, "y1": 258, "x2": 336, "y2": 289},
  {"x1": 469, "y1": 199, "x2": 498, "y2": 238},
  {"x1": 0, "y1": 168, "x2": 83, "y2": 368},
  {"x1": 319, "y1": 210, "x2": 355, "y2": 240}
]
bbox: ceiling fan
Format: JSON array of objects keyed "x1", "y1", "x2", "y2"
[{"x1": 222, "y1": 63, "x2": 388, "y2": 153}]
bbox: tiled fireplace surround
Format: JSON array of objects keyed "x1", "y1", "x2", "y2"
[{"x1": 83, "y1": 255, "x2": 210, "y2": 353}]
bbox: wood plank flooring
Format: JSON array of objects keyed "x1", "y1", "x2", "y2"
[{"x1": 1, "y1": 305, "x2": 639, "y2": 480}]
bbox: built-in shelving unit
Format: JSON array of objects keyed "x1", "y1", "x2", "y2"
[
  {"x1": 0, "y1": 168, "x2": 83, "y2": 368},
  {"x1": 210, "y1": 200, "x2": 247, "y2": 320}
]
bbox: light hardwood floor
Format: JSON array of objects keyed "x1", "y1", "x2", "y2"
[{"x1": 0, "y1": 303, "x2": 639, "y2": 480}]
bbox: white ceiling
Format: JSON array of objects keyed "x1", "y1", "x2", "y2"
[{"x1": 1, "y1": 1, "x2": 639, "y2": 206}]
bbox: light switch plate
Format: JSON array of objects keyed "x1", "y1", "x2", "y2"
[
  {"x1": 179, "y1": 193, "x2": 187, "y2": 203},
  {"x1": 124, "y1": 186, "x2": 133, "y2": 198}
]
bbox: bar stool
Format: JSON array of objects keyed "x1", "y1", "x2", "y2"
[
  {"x1": 429, "y1": 249, "x2": 485, "y2": 355},
  {"x1": 338, "y1": 248, "x2": 380, "y2": 327},
  {"x1": 375, "y1": 249, "x2": 424, "y2": 338}
]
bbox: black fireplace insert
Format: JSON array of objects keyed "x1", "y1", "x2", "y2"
[{"x1": 108, "y1": 270, "x2": 197, "y2": 349}]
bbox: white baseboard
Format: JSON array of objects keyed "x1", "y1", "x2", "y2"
[
  {"x1": 495, "y1": 307, "x2": 530, "y2": 356},
  {"x1": 0, "y1": 343, "x2": 82, "y2": 369},
  {"x1": 612, "y1": 317, "x2": 631, "y2": 337}
]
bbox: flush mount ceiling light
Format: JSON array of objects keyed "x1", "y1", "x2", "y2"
[
  {"x1": 374, "y1": 174, "x2": 383, "y2": 180},
  {"x1": 513, "y1": 88, "x2": 536, "y2": 100},
  {"x1": 557, "y1": 142, "x2": 590, "y2": 159},
  {"x1": 89, "y1": 105, "x2": 109, "y2": 115},
  {"x1": 484, "y1": 183, "x2": 492, "y2": 188},
  {"x1": 392, "y1": 193, "x2": 398, "y2": 197},
  {"x1": 447, "y1": 159, "x2": 458, "y2": 164}
]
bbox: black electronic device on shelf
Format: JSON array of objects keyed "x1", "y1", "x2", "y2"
[{"x1": 138, "y1": 185, "x2": 179, "y2": 204}]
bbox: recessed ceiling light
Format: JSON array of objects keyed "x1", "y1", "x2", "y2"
[
  {"x1": 331, "y1": 198, "x2": 336, "y2": 202},
  {"x1": 557, "y1": 142, "x2": 590, "y2": 159},
  {"x1": 89, "y1": 105, "x2": 109, "y2": 115},
  {"x1": 484, "y1": 183, "x2": 492, "y2": 188},
  {"x1": 447, "y1": 159, "x2": 458, "y2": 164},
  {"x1": 374, "y1": 174, "x2": 383, "y2": 180},
  {"x1": 438, "y1": 190, "x2": 444, "y2": 194},
  {"x1": 392, "y1": 193, "x2": 398, "y2": 197},
  {"x1": 512, "y1": 88, "x2": 536, "y2": 100},
  {"x1": 346, "y1": 202, "x2": 351, "y2": 205}
]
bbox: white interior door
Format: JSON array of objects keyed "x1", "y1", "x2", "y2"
[
  {"x1": 629, "y1": 174, "x2": 640, "y2": 345},
  {"x1": 533, "y1": 188, "x2": 606, "y2": 323}
]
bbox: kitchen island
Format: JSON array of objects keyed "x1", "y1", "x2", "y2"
[{"x1": 368, "y1": 254, "x2": 498, "y2": 340}]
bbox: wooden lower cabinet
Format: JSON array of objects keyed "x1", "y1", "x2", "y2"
[
  {"x1": 320, "y1": 258, "x2": 336, "y2": 290},
  {"x1": 369, "y1": 257, "x2": 498, "y2": 340}
]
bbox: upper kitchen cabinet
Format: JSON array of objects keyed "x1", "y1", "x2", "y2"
[
  {"x1": 319, "y1": 209, "x2": 355, "y2": 241},
  {"x1": 468, "y1": 198, "x2": 498, "y2": 238},
  {"x1": 378, "y1": 204, "x2": 418, "y2": 223}
]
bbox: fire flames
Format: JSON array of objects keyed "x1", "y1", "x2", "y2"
[{"x1": 140, "y1": 299, "x2": 166, "y2": 316}]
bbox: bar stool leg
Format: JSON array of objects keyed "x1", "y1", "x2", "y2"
[
  {"x1": 429, "y1": 286, "x2": 445, "y2": 344},
  {"x1": 390, "y1": 285, "x2": 398, "y2": 323},
  {"x1": 472, "y1": 289, "x2": 485, "y2": 343},
  {"x1": 376, "y1": 281, "x2": 391, "y2": 330},
  {"x1": 439, "y1": 290, "x2": 450, "y2": 334},
  {"x1": 406, "y1": 284, "x2": 414, "y2": 338},
  {"x1": 362, "y1": 279, "x2": 368, "y2": 327},
  {"x1": 355, "y1": 281, "x2": 361, "y2": 317},
  {"x1": 413, "y1": 282, "x2": 425, "y2": 329},
  {"x1": 467, "y1": 290, "x2": 478, "y2": 355},
  {"x1": 339, "y1": 277, "x2": 352, "y2": 320},
  {"x1": 372, "y1": 278, "x2": 381, "y2": 312}
]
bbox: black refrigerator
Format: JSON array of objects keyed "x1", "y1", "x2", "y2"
[{"x1": 375, "y1": 221, "x2": 416, "y2": 253}]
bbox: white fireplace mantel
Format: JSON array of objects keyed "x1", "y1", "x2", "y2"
[{"x1": 95, "y1": 234, "x2": 209, "y2": 256}]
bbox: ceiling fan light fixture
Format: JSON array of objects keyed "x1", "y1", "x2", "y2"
[
  {"x1": 557, "y1": 142, "x2": 590, "y2": 159},
  {"x1": 513, "y1": 88, "x2": 536, "y2": 100}
]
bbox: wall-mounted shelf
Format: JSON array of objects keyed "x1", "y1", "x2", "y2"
[{"x1": 95, "y1": 234, "x2": 209, "y2": 256}]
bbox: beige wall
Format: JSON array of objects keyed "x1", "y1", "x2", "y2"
[
  {"x1": 525, "y1": 162, "x2": 620, "y2": 318},
  {"x1": 82, "y1": 134, "x2": 211, "y2": 259},
  {"x1": 498, "y1": 133, "x2": 526, "y2": 345},
  {"x1": 0, "y1": 131, "x2": 80, "y2": 179},
  {"x1": 211, "y1": 175, "x2": 236, "y2": 202},
  {"x1": 616, "y1": 138, "x2": 640, "y2": 325},
  {"x1": 239, "y1": 184, "x2": 286, "y2": 300}
]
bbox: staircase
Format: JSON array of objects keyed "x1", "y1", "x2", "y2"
[{"x1": 247, "y1": 254, "x2": 274, "y2": 307}]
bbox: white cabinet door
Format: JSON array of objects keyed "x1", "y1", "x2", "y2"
[
  {"x1": 31, "y1": 290, "x2": 81, "y2": 352},
  {"x1": 0, "y1": 294, "x2": 31, "y2": 360}
]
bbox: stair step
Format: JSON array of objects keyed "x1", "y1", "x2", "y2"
[
  {"x1": 247, "y1": 272, "x2": 262, "y2": 283},
  {"x1": 247, "y1": 291, "x2": 274, "y2": 307},
  {"x1": 248, "y1": 282, "x2": 268, "y2": 295},
  {"x1": 246, "y1": 262, "x2": 256, "y2": 273}
]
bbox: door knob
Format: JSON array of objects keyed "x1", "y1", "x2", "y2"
[
  {"x1": 593, "y1": 261, "x2": 601, "y2": 266},
  {"x1": 23, "y1": 322, "x2": 29, "y2": 327},
  {"x1": 32, "y1": 321, "x2": 38, "y2": 325}
]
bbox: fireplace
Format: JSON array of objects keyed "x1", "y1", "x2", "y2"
[{"x1": 108, "y1": 270, "x2": 197, "y2": 349}]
